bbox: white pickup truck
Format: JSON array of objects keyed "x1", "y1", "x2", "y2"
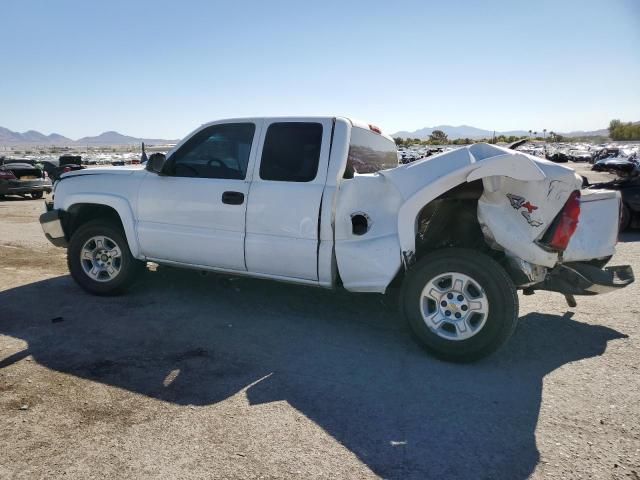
[{"x1": 40, "y1": 117, "x2": 634, "y2": 361}]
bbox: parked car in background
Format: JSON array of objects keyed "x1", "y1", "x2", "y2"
[
  {"x1": 566, "y1": 148, "x2": 592, "y2": 162},
  {"x1": 47, "y1": 155, "x2": 84, "y2": 181},
  {"x1": 592, "y1": 156, "x2": 638, "y2": 174},
  {"x1": 586, "y1": 160, "x2": 640, "y2": 231},
  {"x1": 0, "y1": 158, "x2": 52, "y2": 199}
]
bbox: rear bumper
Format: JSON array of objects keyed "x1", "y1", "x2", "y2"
[
  {"x1": 531, "y1": 262, "x2": 634, "y2": 296},
  {"x1": 39, "y1": 209, "x2": 68, "y2": 248}
]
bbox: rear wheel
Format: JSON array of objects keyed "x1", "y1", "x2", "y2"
[
  {"x1": 67, "y1": 220, "x2": 142, "y2": 295},
  {"x1": 30, "y1": 191, "x2": 43, "y2": 199},
  {"x1": 403, "y1": 248, "x2": 518, "y2": 362}
]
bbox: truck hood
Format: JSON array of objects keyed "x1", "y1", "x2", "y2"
[{"x1": 60, "y1": 165, "x2": 145, "y2": 179}]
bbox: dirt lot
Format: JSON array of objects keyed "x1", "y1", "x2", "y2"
[{"x1": 1, "y1": 163, "x2": 639, "y2": 479}]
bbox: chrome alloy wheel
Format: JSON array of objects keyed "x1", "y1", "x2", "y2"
[
  {"x1": 80, "y1": 235, "x2": 123, "y2": 282},
  {"x1": 420, "y1": 272, "x2": 489, "y2": 341}
]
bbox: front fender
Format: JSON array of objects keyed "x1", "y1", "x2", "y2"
[{"x1": 58, "y1": 193, "x2": 141, "y2": 258}]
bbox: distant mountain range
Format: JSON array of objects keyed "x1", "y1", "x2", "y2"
[
  {"x1": 391, "y1": 124, "x2": 618, "y2": 140},
  {"x1": 1, "y1": 121, "x2": 631, "y2": 146},
  {"x1": 560, "y1": 128, "x2": 609, "y2": 138},
  {"x1": 0, "y1": 127, "x2": 177, "y2": 146},
  {"x1": 392, "y1": 125, "x2": 529, "y2": 140}
]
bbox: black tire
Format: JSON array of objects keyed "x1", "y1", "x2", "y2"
[
  {"x1": 619, "y1": 203, "x2": 631, "y2": 232},
  {"x1": 67, "y1": 219, "x2": 143, "y2": 295},
  {"x1": 402, "y1": 248, "x2": 518, "y2": 362},
  {"x1": 30, "y1": 191, "x2": 43, "y2": 199}
]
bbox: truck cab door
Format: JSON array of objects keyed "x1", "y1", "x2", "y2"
[
  {"x1": 245, "y1": 118, "x2": 333, "y2": 280},
  {"x1": 137, "y1": 121, "x2": 261, "y2": 270}
]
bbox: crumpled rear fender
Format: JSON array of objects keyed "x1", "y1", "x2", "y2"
[
  {"x1": 476, "y1": 176, "x2": 568, "y2": 268},
  {"x1": 336, "y1": 144, "x2": 583, "y2": 293},
  {"x1": 393, "y1": 147, "x2": 563, "y2": 266}
]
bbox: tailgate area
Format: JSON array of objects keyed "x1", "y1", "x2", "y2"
[{"x1": 563, "y1": 189, "x2": 620, "y2": 262}]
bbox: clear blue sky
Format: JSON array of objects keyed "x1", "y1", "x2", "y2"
[{"x1": 1, "y1": 0, "x2": 638, "y2": 139}]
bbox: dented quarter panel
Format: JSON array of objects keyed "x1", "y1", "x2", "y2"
[
  {"x1": 478, "y1": 177, "x2": 569, "y2": 267},
  {"x1": 389, "y1": 144, "x2": 580, "y2": 267},
  {"x1": 334, "y1": 143, "x2": 583, "y2": 292},
  {"x1": 334, "y1": 173, "x2": 404, "y2": 293},
  {"x1": 476, "y1": 159, "x2": 583, "y2": 267}
]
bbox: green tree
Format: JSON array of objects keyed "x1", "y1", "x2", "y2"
[
  {"x1": 609, "y1": 119, "x2": 640, "y2": 140},
  {"x1": 429, "y1": 130, "x2": 448, "y2": 144},
  {"x1": 609, "y1": 119, "x2": 622, "y2": 138}
]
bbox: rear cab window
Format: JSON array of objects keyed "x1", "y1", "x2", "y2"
[
  {"x1": 345, "y1": 126, "x2": 398, "y2": 178},
  {"x1": 259, "y1": 122, "x2": 323, "y2": 182}
]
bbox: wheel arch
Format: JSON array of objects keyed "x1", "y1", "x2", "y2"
[
  {"x1": 396, "y1": 179, "x2": 489, "y2": 268},
  {"x1": 395, "y1": 154, "x2": 546, "y2": 268},
  {"x1": 414, "y1": 183, "x2": 489, "y2": 258},
  {"x1": 60, "y1": 194, "x2": 141, "y2": 258}
]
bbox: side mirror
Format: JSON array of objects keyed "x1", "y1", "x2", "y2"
[{"x1": 146, "y1": 153, "x2": 166, "y2": 174}]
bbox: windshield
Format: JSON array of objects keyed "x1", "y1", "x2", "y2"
[{"x1": 346, "y1": 126, "x2": 398, "y2": 176}]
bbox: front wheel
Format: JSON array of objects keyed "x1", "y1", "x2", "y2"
[
  {"x1": 30, "y1": 191, "x2": 43, "y2": 199},
  {"x1": 402, "y1": 248, "x2": 518, "y2": 362},
  {"x1": 67, "y1": 219, "x2": 142, "y2": 295}
]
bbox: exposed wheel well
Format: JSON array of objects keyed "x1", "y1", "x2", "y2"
[
  {"x1": 414, "y1": 181, "x2": 493, "y2": 261},
  {"x1": 388, "y1": 181, "x2": 496, "y2": 291},
  {"x1": 63, "y1": 203, "x2": 125, "y2": 240}
]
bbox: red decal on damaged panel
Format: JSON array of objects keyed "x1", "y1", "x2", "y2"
[{"x1": 506, "y1": 194, "x2": 543, "y2": 227}]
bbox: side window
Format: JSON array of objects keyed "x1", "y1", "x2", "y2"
[
  {"x1": 170, "y1": 123, "x2": 255, "y2": 179},
  {"x1": 259, "y1": 122, "x2": 323, "y2": 182}
]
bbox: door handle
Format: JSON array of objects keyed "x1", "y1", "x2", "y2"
[{"x1": 222, "y1": 191, "x2": 245, "y2": 205}]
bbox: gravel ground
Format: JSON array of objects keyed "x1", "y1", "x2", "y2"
[{"x1": 0, "y1": 162, "x2": 638, "y2": 479}]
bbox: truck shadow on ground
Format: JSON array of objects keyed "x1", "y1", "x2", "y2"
[{"x1": 0, "y1": 269, "x2": 626, "y2": 479}]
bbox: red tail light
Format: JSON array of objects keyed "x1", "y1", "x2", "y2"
[
  {"x1": 546, "y1": 190, "x2": 581, "y2": 251},
  {"x1": 0, "y1": 170, "x2": 17, "y2": 180},
  {"x1": 63, "y1": 166, "x2": 72, "y2": 173}
]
